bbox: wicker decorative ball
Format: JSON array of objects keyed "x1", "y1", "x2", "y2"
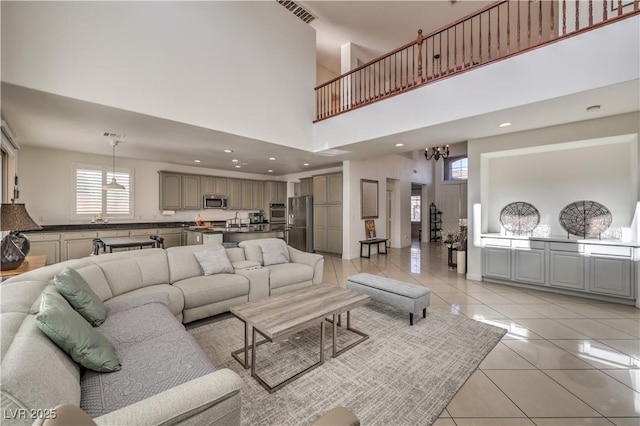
[
  {"x1": 499, "y1": 202, "x2": 540, "y2": 235},
  {"x1": 559, "y1": 200, "x2": 611, "y2": 238}
]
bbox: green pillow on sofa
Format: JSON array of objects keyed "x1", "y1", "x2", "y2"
[
  {"x1": 35, "y1": 293, "x2": 121, "y2": 373},
  {"x1": 54, "y1": 267, "x2": 107, "y2": 326}
]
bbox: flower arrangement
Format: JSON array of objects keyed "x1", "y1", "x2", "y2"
[{"x1": 443, "y1": 226, "x2": 467, "y2": 250}]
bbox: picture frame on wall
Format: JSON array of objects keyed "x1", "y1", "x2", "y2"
[{"x1": 361, "y1": 179, "x2": 379, "y2": 219}]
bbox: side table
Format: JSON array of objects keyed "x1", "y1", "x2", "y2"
[
  {"x1": 359, "y1": 238, "x2": 388, "y2": 258},
  {"x1": 0, "y1": 255, "x2": 47, "y2": 280}
]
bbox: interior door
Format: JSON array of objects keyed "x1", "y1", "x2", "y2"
[{"x1": 441, "y1": 184, "x2": 462, "y2": 233}]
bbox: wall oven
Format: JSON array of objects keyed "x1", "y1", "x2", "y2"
[{"x1": 269, "y1": 202, "x2": 286, "y2": 224}]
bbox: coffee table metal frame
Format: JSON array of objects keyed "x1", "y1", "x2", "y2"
[{"x1": 230, "y1": 285, "x2": 370, "y2": 393}]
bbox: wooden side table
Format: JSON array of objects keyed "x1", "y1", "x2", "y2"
[{"x1": 0, "y1": 255, "x2": 47, "y2": 279}]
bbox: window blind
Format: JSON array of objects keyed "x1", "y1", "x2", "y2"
[
  {"x1": 75, "y1": 166, "x2": 132, "y2": 217},
  {"x1": 76, "y1": 168, "x2": 103, "y2": 214}
]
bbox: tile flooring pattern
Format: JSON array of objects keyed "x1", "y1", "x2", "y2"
[{"x1": 322, "y1": 242, "x2": 640, "y2": 426}]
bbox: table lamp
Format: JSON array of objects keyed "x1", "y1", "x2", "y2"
[{"x1": 1, "y1": 202, "x2": 42, "y2": 270}]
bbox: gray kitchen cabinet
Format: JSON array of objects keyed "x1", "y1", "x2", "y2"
[
  {"x1": 483, "y1": 246, "x2": 512, "y2": 280},
  {"x1": 214, "y1": 178, "x2": 228, "y2": 196},
  {"x1": 512, "y1": 240, "x2": 545, "y2": 284},
  {"x1": 26, "y1": 233, "x2": 61, "y2": 265},
  {"x1": 313, "y1": 176, "x2": 327, "y2": 204},
  {"x1": 63, "y1": 232, "x2": 98, "y2": 261},
  {"x1": 182, "y1": 175, "x2": 201, "y2": 210},
  {"x1": 158, "y1": 227, "x2": 183, "y2": 249},
  {"x1": 241, "y1": 180, "x2": 253, "y2": 210},
  {"x1": 327, "y1": 173, "x2": 343, "y2": 204},
  {"x1": 313, "y1": 173, "x2": 343, "y2": 254},
  {"x1": 587, "y1": 245, "x2": 634, "y2": 298},
  {"x1": 201, "y1": 176, "x2": 216, "y2": 195},
  {"x1": 265, "y1": 181, "x2": 287, "y2": 204},
  {"x1": 548, "y1": 243, "x2": 585, "y2": 290},
  {"x1": 299, "y1": 178, "x2": 313, "y2": 196},
  {"x1": 130, "y1": 228, "x2": 158, "y2": 237},
  {"x1": 159, "y1": 172, "x2": 182, "y2": 210},
  {"x1": 252, "y1": 181, "x2": 264, "y2": 210},
  {"x1": 227, "y1": 179, "x2": 242, "y2": 210},
  {"x1": 276, "y1": 181, "x2": 287, "y2": 203}
]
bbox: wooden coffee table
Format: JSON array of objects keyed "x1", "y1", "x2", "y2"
[{"x1": 230, "y1": 284, "x2": 370, "y2": 393}]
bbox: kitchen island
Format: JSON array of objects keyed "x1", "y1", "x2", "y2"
[{"x1": 186, "y1": 223, "x2": 288, "y2": 246}]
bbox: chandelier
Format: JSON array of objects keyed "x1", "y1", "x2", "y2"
[{"x1": 424, "y1": 145, "x2": 450, "y2": 161}]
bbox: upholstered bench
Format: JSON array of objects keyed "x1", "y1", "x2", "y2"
[{"x1": 346, "y1": 273, "x2": 430, "y2": 325}]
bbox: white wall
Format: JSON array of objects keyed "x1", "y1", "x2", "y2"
[
  {"x1": 466, "y1": 112, "x2": 640, "y2": 281},
  {"x1": 18, "y1": 146, "x2": 285, "y2": 226},
  {"x1": 1, "y1": 1, "x2": 316, "y2": 150},
  {"x1": 343, "y1": 153, "x2": 428, "y2": 258}
]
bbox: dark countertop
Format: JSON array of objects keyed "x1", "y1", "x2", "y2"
[
  {"x1": 29, "y1": 222, "x2": 196, "y2": 233},
  {"x1": 187, "y1": 224, "x2": 289, "y2": 234}
]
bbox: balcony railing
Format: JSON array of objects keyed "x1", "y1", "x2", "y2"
[{"x1": 315, "y1": 0, "x2": 639, "y2": 121}]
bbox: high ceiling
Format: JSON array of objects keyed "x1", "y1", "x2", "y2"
[{"x1": 1, "y1": 1, "x2": 637, "y2": 176}]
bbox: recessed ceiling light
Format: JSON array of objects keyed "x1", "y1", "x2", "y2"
[
  {"x1": 395, "y1": 143, "x2": 404, "y2": 147},
  {"x1": 268, "y1": 169, "x2": 273, "y2": 173},
  {"x1": 269, "y1": 157, "x2": 276, "y2": 161},
  {"x1": 235, "y1": 165, "x2": 241, "y2": 169},
  {"x1": 232, "y1": 159, "x2": 239, "y2": 163},
  {"x1": 498, "y1": 122, "x2": 512, "y2": 128},
  {"x1": 193, "y1": 160, "x2": 201, "y2": 163},
  {"x1": 586, "y1": 105, "x2": 601, "y2": 112},
  {"x1": 224, "y1": 149, "x2": 233, "y2": 153},
  {"x1": 303, "y1": 163, "x2": 310, "y2": 166}
]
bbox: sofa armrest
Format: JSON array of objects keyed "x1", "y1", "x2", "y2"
[
  {"x1": 288, "y1": 247, "x2": 324, "y2": 284},
  {"x1": 93, "y1": 369, "x2": 242, "y2": 426},
  {"x1": 235, "y1": 267, "x2": 270, "y2": 302}
]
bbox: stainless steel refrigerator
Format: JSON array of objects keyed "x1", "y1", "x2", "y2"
[{"x1": 287, "y1": 195, "x2": 314, "y2": 252}]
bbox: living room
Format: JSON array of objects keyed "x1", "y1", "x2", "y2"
[{"x1": 1, "y1": 1, "x2": 640, "y2": 425}]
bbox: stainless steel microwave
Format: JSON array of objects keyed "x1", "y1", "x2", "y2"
[{"x1": 203, "y1": 195, "x2": 228, "y2": 209}]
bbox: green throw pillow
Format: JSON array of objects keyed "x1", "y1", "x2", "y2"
[
  {"x1": 54, "y1": 267, "x2": 107, "y2": 326},
  {"x1": 35, "y1": 293, "x2": 121, "y2": 373}
]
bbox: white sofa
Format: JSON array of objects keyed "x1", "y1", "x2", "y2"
[{"x1": 0, "y1": 239, "x2": 324, "y2": 425}]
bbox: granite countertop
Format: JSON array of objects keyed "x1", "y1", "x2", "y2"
[
  {"x1": 480, "y1": 233, "x2": 640, "y2": 248},
  {"x1": 187, "y1": 224, "x2": 289, "y2": 234},
  {"x1": 30, "y1": 222, "x2": 196, "y2": 233}
]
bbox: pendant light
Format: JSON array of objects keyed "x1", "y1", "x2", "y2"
[{"x1": 103, "y1": 140, "x2": 125, "y2": 191}]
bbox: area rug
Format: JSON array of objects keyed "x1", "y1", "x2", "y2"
[{"x1": 189, "y1": 302, "x2": 507, "y2": 426}]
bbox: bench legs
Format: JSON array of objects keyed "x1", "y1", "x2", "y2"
[{"x1": 409, "y1": 308, "x2": 427, "y2": 326}]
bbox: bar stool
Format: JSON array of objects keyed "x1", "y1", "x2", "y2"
[
  {"x1": 92, "y1": 238, "x2": 104, "y2": 256},
  {"x1": 150, "y1": 235, "x2": 164, "y2": 249}
]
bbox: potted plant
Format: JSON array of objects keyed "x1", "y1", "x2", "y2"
[{"x1": 443, "y1": 226, "x2": 467, "y2": 274}]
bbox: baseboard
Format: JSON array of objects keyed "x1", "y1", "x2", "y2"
[{"x1": 466, "y1": 273, "x2": 482, "y2": 281}]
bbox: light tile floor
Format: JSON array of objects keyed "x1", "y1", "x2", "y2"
[{"x1": 321, "y1": 241, "x2": 640, "y2": 426}]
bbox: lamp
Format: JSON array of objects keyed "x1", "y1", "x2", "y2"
[
  {"x1": 424, "y1": 145, "x2": 450, "y2": 161},
  {"x1": 1, "y1": 202, "x2": 42, "y2": 270},
  {"x1": 103, "y1": 140, "x2": 125, "y2": 191}
]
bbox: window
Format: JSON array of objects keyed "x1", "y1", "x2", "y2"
[
  {"x1": 75, "y1": 165, "x2": 133, "y2": 218},
  {"x1": 444, "y1": 156, "x2": 468, "y2": 180},
  {"x1": 411, "y1": 195, "x2": 421, "y2": 222}
]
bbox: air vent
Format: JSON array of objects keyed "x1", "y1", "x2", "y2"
[
  {"x1": 102, "y1": 131, "x2": 126, "y2": 140},
  {"x1": 277, "y1": 0, "x2": 316, "y2": 24}
]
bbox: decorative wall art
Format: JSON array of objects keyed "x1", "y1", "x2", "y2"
[
  {"x1": 499, "y1": 201, "x2": 541, "y2": 235},
  {"x1": 558, "y1": 200, "x2": 612, "y2": 239},
  {"x1": 364, "y1": 219, "x2": 377, "y2": 239}
]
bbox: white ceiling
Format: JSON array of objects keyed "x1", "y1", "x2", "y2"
[{"x1": 1, "y1": 1, "x2": 638, "y2": 176}]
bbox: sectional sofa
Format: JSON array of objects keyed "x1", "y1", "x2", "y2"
[{"x1": 0, "y1": 239, "x2": 324, "y2": 425}]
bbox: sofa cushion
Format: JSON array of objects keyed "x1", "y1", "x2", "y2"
[
  {"x1": 267, "y1": 263, "x2": 314, "y2": 290},
  {"x1": 35, "y1": 294, "x2": 121, "y2": 373},
  {"x1": 80, "y1": 298, "x2": 215, "y2": 418},
  {"x1": 260, "y1": 240, "x2": 289, "y2": 266},
  {"x1": 194, "y1": 249, "x2": 234, "y2": 275},
  {"x1": 167, "y1": 244, "x2": 226, "y2": 283},
  {"x1": 90, "y1": 249, "x2": 169, "y2": 296},
  {"x1": 54, "y1": 267, "x2": 107, "y2": 326},
  {"x1": 239, "y1": 238, "x2": 290, "y2": 266},
  {"x1": 173, "y1": 274, "x2": 249, "y2": 309},
  {"x1": 105, "y1": 285, "x2": 184, "y2": 318}
]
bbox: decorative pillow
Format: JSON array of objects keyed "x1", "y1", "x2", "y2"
[
  {"x1": 54, "y1": 267, "x2": 107, "y2": 327},
  {"x1": 35, "y1": 293, "x2": 121, "y2": 373},
  {"x1": 194, "y1": 249, "x2": 234, "y2": 275},
  {"x1": 259, "y1": 240, "x2": 289, "y2": 266}
]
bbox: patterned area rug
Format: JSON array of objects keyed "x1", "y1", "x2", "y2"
[{"x1": 189, "y1": 302, "x2": 506, "y2": 426}]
